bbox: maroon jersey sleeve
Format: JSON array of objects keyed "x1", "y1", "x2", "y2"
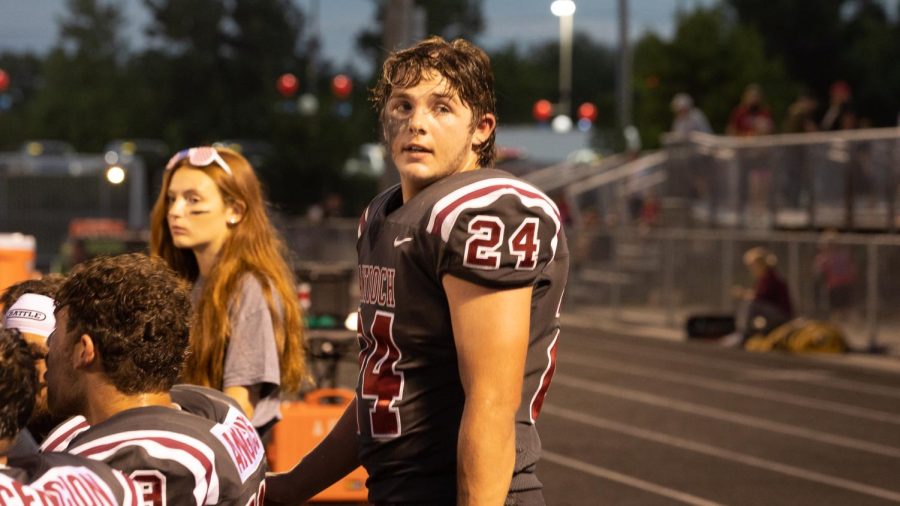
[{"x1": 428, "y1": 177, "x2": 562, "y2": 288}]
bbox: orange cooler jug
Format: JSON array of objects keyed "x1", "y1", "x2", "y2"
[{"x1": 268, "y1": 388, "x2": 368, "y2": 503}]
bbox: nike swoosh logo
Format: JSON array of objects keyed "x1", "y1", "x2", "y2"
[{"x1": 393, "y1": 237, "x2": 413, "y2": 247}]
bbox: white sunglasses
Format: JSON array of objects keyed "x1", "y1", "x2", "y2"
[{"x1": 165, "y1": 147, "x2": 233, "y2": 176}]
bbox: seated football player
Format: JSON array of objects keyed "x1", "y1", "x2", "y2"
[
  {"x1": 43, "y1": 384, "x2": 252, "y2": 453},
  {"x1": 2, "y1": 275, "x2": 66, "y2": 448},
  {"x1": 0, "y1": 327, "x2": 142, "y2": 505},
  {"x1": 45, "y1": 253, "x2": 266, "y2": 505}
]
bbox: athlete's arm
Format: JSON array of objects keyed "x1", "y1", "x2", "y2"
[
  {"x1": 223, "y1": 385, "x2": 260, "y2": 420},
  {"x1": 264, "y1": 398, "x2": 361, "y2": 506},
  {"x1": 444, "y1": 274, "x2": 531, "y2": 506}
]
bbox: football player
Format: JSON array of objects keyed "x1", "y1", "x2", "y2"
[
  {"x1": 2, "y1": 275, "x2": 66, "y2": 448},
  {"x1": 41, "y1": 384, "x2": 251, "y2": 453},
  {"x1": 45, "y1": 254, "x2": 267, "y2": 505},
  {"x1": 267, "y1": 36, "x2": 568, "y2": 506},
  {"x1": 0, "y1": 327, "x2": 143, "y2": 505}
]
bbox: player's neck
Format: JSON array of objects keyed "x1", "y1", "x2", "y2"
[
  {"x1": 399, "y1": 158, "x2": 481, "y2": 202},
  {"x1": 84, "y1": 382, "x2": 174, "y2": 426},
  {"x1": 0, "y1": 439, "x2": 10, "y2": 465}
]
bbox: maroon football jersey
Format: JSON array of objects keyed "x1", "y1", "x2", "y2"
[
  {"x1": 1, "y1": 452, "x2": 141, "y2": 505},
  {"x1": 41, "y1": 385, "x2": 246, "y2": 455},
  {"x1": 62, "y1": 406, "x2": 266, "y2": 506},
  {"x1": 355, "y1": 169, "x2": 568, "y2": 503}
]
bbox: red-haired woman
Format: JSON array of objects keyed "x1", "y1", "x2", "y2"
[{"x1": 150, "y1": 147, "x2": 306, "y2": 436}]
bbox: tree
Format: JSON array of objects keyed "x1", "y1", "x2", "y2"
[
  {"x1": 835, "y1": 1, "x2": 900, "y2": 125},
  {"x1": 0, "y1": 52, "x2": 43, "y2": 149},
  {"x1": 727, "y1": 0, "x2": 900, "y2": 126},
  {"x1": 24, "y1": 0, "x2": 133, "y2": 150},
  {"x1": 356, "y1": 0, "x2": 485, "y2": 73},
  {"x1": 141, "y1": 0, "x2": 306, "y2": 143},
  {"x1": 632, "y1": 6, "x2": 797, "y2": 147},
  {"x1": 490, "y1": 34, "x2": 616, "y2": 128},
  {"x1": 727, "y1": 0, "x2": 845, "y2": 96}
]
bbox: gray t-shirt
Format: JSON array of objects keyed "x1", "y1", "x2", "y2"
[{"x1": 192, "y1": 274, "x2": 282, "y2": 428}]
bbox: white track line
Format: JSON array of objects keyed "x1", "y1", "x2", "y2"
[
  {"x1": 541, "y1": 450, "x2": 726, "y2": 506},
  {"x1": 559, "y1": 352, "x2": 900, "y2": 425},
  {"x1": 565, "y1": 336, "x2": 900, "y2": 399},
  {"x1": 554, "y1": 374, "x2": 900, "y2": 459},
  {"x1": 543, "y1": 404, "x2": 900, "y2": 503}
]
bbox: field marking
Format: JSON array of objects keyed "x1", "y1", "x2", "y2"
[
  {"x1": 559, "y1": 352, "x2": 900, "y2": 426},
  {"x1": 554, "y1": 373, "x2": 900, "y2": 459},
  {"x1": 564, "y1": 335, "x2": 900, "y2": 399},
  {"x1": 544, "y1": 404, "x2": 900, "y2": 503},
  {"x1": 541, "y1": 450, "x2": 726, "y2": 506}
]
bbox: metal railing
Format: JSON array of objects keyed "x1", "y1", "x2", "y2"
[
  {"x1": 661, "y1": 128, "x2": 900, "y2": 231},
  {"x1": 569, "y1": 226, "x2": 900, "y2": 351}
]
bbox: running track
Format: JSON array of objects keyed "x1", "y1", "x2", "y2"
[{"x1": 538, "y1": 323, "x2": 900, "y2": 505}]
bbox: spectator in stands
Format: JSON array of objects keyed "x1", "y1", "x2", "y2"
[
  {"x1": 726, "y1": 84, "x2": 774, "y2": 136},
  {"x1": 45, "y1": 253, "x2": 266, "y2": 504},
  {"x1": 783, "y1": 92, "x2": 819, "y2": 133},
  {"x1": 820, "y1": 81, "x2": 857, "y2": 131},
  {"x1": 0, "y1": 327, "x2": 143, "y2": 504},
  {"x1": 670, "y1": 93, "x2": 712, "y2": 136},
  {"x1": 813, "y1": 229, "x2": 858, "y2": 321},
  {"x1": 730, "y1": 247, "x2": 793, "y2": 344},
  {"x1": 1, "y1": 275, "x2": 65, "y2": 447},
  {"x1": 150, "y1": 146, "x2": 306, "y2": 437},
  {"x1": 781, "y1": 92, "x2": 819, "y2": 208},
  {"x1": 639, "y1": 189, "x2": 661, "y2": 228},
  {"x1": 727, "y1": 85, "x2": 774, "y2": 214}
]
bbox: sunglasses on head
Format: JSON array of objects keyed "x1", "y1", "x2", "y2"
[{"x1": 165, "y1": 147, "x2": 233, "y2": 176}]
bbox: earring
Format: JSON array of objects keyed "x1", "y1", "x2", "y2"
[{"x1": 229, "y1": 218, "x2": 238, "y2": 225}]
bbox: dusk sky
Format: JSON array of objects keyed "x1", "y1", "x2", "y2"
[{"x1": 0, "y1": 0, "x2": 710, "y2": 72}]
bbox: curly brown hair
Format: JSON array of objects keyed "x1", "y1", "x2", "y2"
[
  {"x1": 55, "y1": 253, "x2": 191, "y2": 395},
  {"x1": 0, "y1": 328, "x2": 37, "y2": 440},
  {"x1": 0, "y1": 274, "x2": 65, "y2": 312},
  {"x1": 371, "y1": 36, "x2": 498, "y2": 168}
]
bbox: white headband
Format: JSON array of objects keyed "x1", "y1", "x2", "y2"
[{"x1": 3, "y1": 293, "x2": 56, "y2": 339}]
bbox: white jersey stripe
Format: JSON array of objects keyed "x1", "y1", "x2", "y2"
[
  {"x1": 427, "y1": 177, "x2": 560, "y2": 236},
  {"x1": 529, "y1": 328, "x2": 561, "y2": 424},
  {"x1": 426, "y1": 179, "x2": 561, "y2": 262},
  {"x1": 429, "y1": 188, "x2": 560, "y2": 263},
  {"x1": 68, "y1": 430, "x2": 220, "y2": 505},
  {"x1": 41, "y1": 415, "x2": 90, "y2": 453}
]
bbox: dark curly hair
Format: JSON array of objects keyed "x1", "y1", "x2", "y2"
[
  {"x1": 371, "y1": 36, "x2": 498, "y2": 168},
  {"x1": 0, "y1": 274, "x2": 65, "y2": 312},
  {"x1": 55, "y1": 254, "x2": 191, "y2": 395},
  {"x1": 0, "y1": 328, "x2": 37, "y2": 440}
]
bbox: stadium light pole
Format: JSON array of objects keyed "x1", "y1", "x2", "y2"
[
  {"x1": 551, "y1": 0, "x2": 575, "y2": 120},
  {"x1": 617, "y1": 0, "x2": 632, "y2": 129}
]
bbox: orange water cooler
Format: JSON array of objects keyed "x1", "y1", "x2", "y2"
[
  {"x1": 0, "y1": 233, "x2": 36, "y2": 296},
  {"x1": 268, "y1": 388, "x2": 369, "y2": 503}
]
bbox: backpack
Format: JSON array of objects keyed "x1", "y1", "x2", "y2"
[{"x1": 744, "y1": 318, "x2": 848, "y2": 354}]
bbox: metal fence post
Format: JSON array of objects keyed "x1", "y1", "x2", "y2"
[
  {"x1": 663, "y1": 233, "x2": 675, "y2": 327},
  {"x1": 721, "y1": 236, "x2": 734, "y2": 312},
  {"x1": 866, "y1": 242, "x2": 880, "y2": 351},
  {"x1": 128, "y1": 160, "x2": 147, "y2": 229},
  {"x1": 612, "y1": 227, "x2": 622, "y2": 321},
  {"x1": 788, "y1": 240, "x2": 800, "y2": 312}
]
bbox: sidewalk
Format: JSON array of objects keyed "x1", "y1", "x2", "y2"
[{"x1": 563, "y1": 304, "x2": 900, "y2": 374}]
